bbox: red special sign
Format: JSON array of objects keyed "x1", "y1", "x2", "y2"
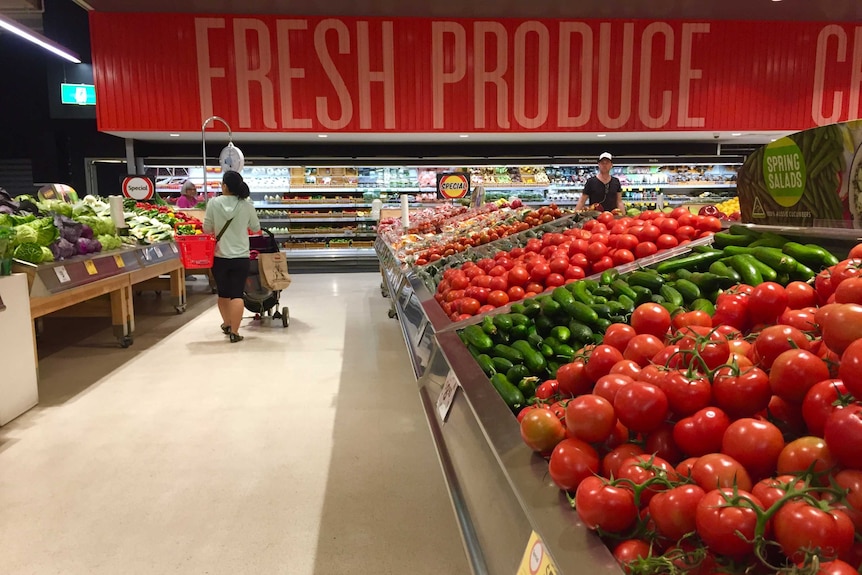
[
  {"x1": 122, "y1": 176, "x2": 155, "y2": 200},
  {"x1": 437, "y1": 173, "x2": 470, "y2": 199},
  {"x1": 89, "y1": 14, "x2": 862, "y2": 134}
]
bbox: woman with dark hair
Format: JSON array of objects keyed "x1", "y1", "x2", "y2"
[{"x1": 203, "y1": 170, "x2": 261, "y2": 342}]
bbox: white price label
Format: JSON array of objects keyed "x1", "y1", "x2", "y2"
[
  {"x1": 154, "y1": 246, "x2": 163, "y2": 258},
  {"x1": 54, "y1": 266, "x2": 71, "y2": 283},
  {"x1": 142, "y1": 249, "x2": 151, "y2": 260},
  {"x1": 170, "y1": 243, "x2": 178, "y2": 254},
  {"x1": 436, "y1": 370, "x2": 460, "y2": 422}
]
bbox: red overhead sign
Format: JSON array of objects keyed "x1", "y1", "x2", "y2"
[{"x1": 89, "y1": 14, "x2": 862, "y2": 134}]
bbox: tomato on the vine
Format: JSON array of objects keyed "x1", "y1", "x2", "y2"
[
  {"x1": 839, "y1": 339, "x2": 862, "y2": 398},
  {"x1": 548, "y1": 438, "x2": 600, "y2": 491},
  {"x1": 721, "y1": 418, "x2": 784, "y2": 480},
  {"x1": 695, "y1": 488, "x2": 764, "y2": 558},
  {"x1": 649, "y1": 484, "x2": 705, "y2": 541},
  {"x1": 612, "y1": 540, "x2": 651, "y2": 574},
  {"x1": 593, "y1": 373, "x2": 635, "y2": 404},
  {"x1": 662, "y1": 370, "x2": 712, "y2": 418},
  {"x1": 575, "y1": 476, "x2": 638, "y2": 533},
  {"x1": 774, "y1": 501, "x2": 855, "y2": 563},
  {"x1": 616, "y1": 454, "x2": 678, "y2": 506},
  {"x1": 786, "y1": 280, "x2": 818, "y2": 309},
  {"x1": 674, "y1": 407, "x2": 731, "y2": 457},
  {"x1": 585, "y1": 345, "x2": 625, "y2": 383},
  {"x1": 691, "y1": 453, "x2": 752, "y2": 492},
  {"x1": 769, "y1": 349, "x2": 831, "y2": 403},
  {"x1": 820, "y1": 303, "x2": 862, "y2": 355},
  {"x1": 824, "y1": 405, "x2": 862, "y2": 470},
  {"x1": 712, "y1": 366, "x2": 771, "y2": 419},
  {"x1": 645, "y1": 423, "x2": 685, "y2": 465},
  {"x1": 631, "y1": 303, "x2": 672, "y2": 338},
  {"x1": 777, "y1": 436, "x2": 837, "y2": 476},
  {"x1": 752, "y1": 324, "x2": 810, "y2": 369},
  {"x1": 748, "y1": 282, "x2": 789, "y2": 324},
  {"x1": 614, "y1": 382, "x2": 669, "y2": 433},
  {"x1": 623, "y1": 334, "x2": 666, "y2": 367},
  {"x1": 602, "y1": 444, "x2": 646, "y2": 479},
  {"x1": 519, "y1": 409, "x2": 566, "y2": 453},
  {"x1": 565, "y1": 394, "x2": 617, "y2": 443},
  {"x1": 802, "y1": 379, "x2": 848, "y2": 437}
]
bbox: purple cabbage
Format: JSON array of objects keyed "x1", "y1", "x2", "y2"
[
  {"x1": 76, "y1": 237, "x2": 100, "y2": 255},
  {"x1": 80, "y1": 224, "x2": 94, "y2": 240},
  {"x1": 50, "y1": 238, "x2": 76, "y2": 259},
  {"x1": 53, "y1": 213, "x2": 83, "y2": 244}
]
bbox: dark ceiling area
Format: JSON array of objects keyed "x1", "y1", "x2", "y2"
[{"x1": 73, "y1": 0, "x2": 862, "y2": 22}]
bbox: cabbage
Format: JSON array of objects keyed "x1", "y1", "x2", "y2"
[
  {"x1": 12, "y1": 225, "x2": 37, "y2": 246},
  {"x1": 13, "y1": 242, "x2": 44, "y2": 264},
  {"x1": 38, "y1": 200, "x2": 73, "y2": 218},
  {"x1": 54, "y1": 214, "x2": 83, "y2": 244},
  {"x1": 72, "y1": 203, "x2": 95, "y2": 217},
  {"x1": 76, "y1": 237, "x2": 101, "y2": 255},
  {"x1": 19, "y1": 218, "x2": 60, "y2": 247},
  {"x1": 75, "y1": 215, "x2": 115, "y2": 237},
  {"x1": 51, "y1": 238, "x2": 76, "y2": 260},
  {"x1": 40, "y1": 246, "x2": 53, "y2": 262},
  {"x1": 0, "y1": 214, "x2": 10, "y2": 227},
  {"x1": 80, "y1": 224, "x2": 94, "y2": 240},
  {"x1": 97, "y1": 234, "x2": 123, "y2": 251}
]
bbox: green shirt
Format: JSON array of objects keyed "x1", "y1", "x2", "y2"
[{"x1": 203, "y1": 195, "x2": 261, "y2": 258}]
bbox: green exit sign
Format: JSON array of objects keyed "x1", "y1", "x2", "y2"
[{"x1": 60, "y1": 83, "x2": 96, "y2": 106}]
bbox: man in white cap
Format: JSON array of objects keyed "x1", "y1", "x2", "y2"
[{"x1": 575, "y1": 152, "x2": 625, "y2": 212}]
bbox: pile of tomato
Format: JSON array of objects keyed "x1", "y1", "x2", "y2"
[
  {"x1": 513, "y1": 243, "x2": 862, "y2": 574},
  {"x1": 434, "y1": 208, "x2": 722, "y2": 323},
  {"x1": 414, "y1": 205, "x2": 564, "y2": 266}
]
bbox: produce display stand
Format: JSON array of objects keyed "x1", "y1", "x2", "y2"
[{"x1": 12, "y1": 241, "x2": 185, "y2": 351}]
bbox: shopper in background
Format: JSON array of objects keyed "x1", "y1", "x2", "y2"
[
  {"x1": 203, "y1": 170, "x2": 261, "y2": 343},
  {"x1": 576, "y1": 152, "x2": 625, "y2": 212},
  {"x1": 177, "y1": 180, "x2": 200, "y2": 209}
]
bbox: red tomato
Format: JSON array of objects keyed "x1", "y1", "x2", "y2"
[
  {"x1": 630, "y1": 303, "x2": 671, "y2": 338},
  {"x1": 548, "y1": 438, "x2": 600, "y2": 491},
  {"x1": 645, "y1": 423, "x2": 685, "y2": 465},
  {"x1": 824, "y1": 405, "x2": 862, "y2": 470},
  {"x1": 850, "y1": 244, "x2": 862, "y2": 259},
  {"x1": 455, "y1": 297, "x2": 481, "y2": 315},
  {"x1": 585, "y1": 242, "x2": 609, "y2": 262},
  {"x1": 767, "y1": 395, "x2": 809, "y2": 437},
  {"x1": 811, "y1": 561, "x2": 860, "y2": 575},
  {"x1": 777, "y1": 436, "x2": 837, "y2": 476},
  {"x1": 636, "y1": 364, "x2": 670, "y2": 388},
  {"x1": 507, "y1": 266, "x2": 530, "y2": 287},
  {"x1": 676, "y1": 225, "x2": 697, "y2": 241},
  {"x1": 525, "y1": 281, "x2": 544, "y2": 295},
  {"x1": 749, "y1": 282, "x2": 788, "y2": 324},
  {"x1": 548, "y1": 257, "x2": 569, "y2": 275},
  {"x1": 584, "y1": 345, "x2": 625, "y2": 383},
  {"x1": 649, "y1": 484, "x2": 705, "y2": 540},
  {"x1": 656, "y1": 234, "x2": 679, "y2": 250},
  {"x1": 673, "y1": 407, "x2": 731, "y2": 457},
  {"x1": 613, "y1": 382, "x2": 669, "y2": 433},
  {"x1": 506, "y1": 286, "x2": 525, "y2": 301},
  {"x1": 695, "y1": 488, "x2": 764, "y2": 558},
  {"x1": 831, "y1": 258, "x2": 862, "y2": 288},
  {"x1": 711, "y1": 366, "x2": 771, "y2": 419},
  {"x1": 575, "y1": 476, "x2": 638, "y2": 533},
  {"x1": 803, "y1": 379, "x2": 848, "y2": 437},
  {"x1": 670, "y1": 207, "x2": 690, "y2": 219},
  {"x1": 610, "y1": 359, "x2": 642, "y2": 380},
  {"x1": 617, "y1": 234, "x2": 639, "y2": 251},
  {"x1": 477, "y1": 304, "x2": 495, "y2": 314},
  {"x1": 634, "y1": 242, "x2": 658, "y2": 259},
  {"x1": 658, "y1": 218, "x2": 680, "y2": 235},
  {"x1": 721, "y1": 418, "x2": 784, "y2": 480},
  {"x1": 692, "y1": 453, "x2": 752, "y2": 492},
  {"x1": 555, "y1": 361, "x2": 592, "y2": 397},
  {"x1": 675, "y1": 457, "x2": 699, "y2": 479},
  {"x1": 593, "y1": 374, "x2": 634, "y2": 404},
  {"x1": 612, "y1": 249, "x2": 636, "y2": 265},
  {"x1": 752, "y1": 475, "x2": 805, "y2": 510},
  {"x1": 774, "y1": 501, "x2": 854, "y2": 563},
  {"x1": 834, "y1": 470, "x2": 862, "y2": 523},
  {"x1": 623, "y1": 334, "x2": 666, "y2": 367},
  {"x1": 639, "y1": 224, "x2": 661, "y2": 243},
  {"x1": 530, "y1": 263, "x2": 551, "y2": 282},
  {"x1": 817, "y1": 268, "x2": 837, "y2": 305},
  {"x1": 839, "y1": 339, "x2": 862, "y2": 398},
  {"x1": 835, "y1": 277, "x2": 862, "y2": 304},
  {"x1": 486, "y1": 290, "x2": 509, "y2": 307},
  {"x1": 612, "y1": 540, "x2": 651, "y2": 574},
  {"x1": 488, "y1": 275, "x2": 508, "y2": 292},
  {"x1": 602, "y1": 444, "x2": 646, "y2": 478},
  {"x1": 699, "y1": 216, "x2": 722, "y2": 232},
  {"x1": 769, "y1": 349, "x2": 830, "y2": 403},
  {"x1": 535, "y1": 380, "x2": 560, "y2": 401},
  {"x1": 604, "y1": 323, "x2": 638, "y2": 352},
  {"x1": 672, "y1": 310, "x2": 712, "y2": 330},
  {"x1": 778, "y1": 308, "x2": 818, "y2": 332},
  {"x1": 617, "y1": 454, "x2": 678, "y2": 506},
  {"x1": 564, "y1": 265, "x2": 586, "y2": 280},
  {"x1": 786, "y1": 280, "x2": 818, "y2": 309},
  {"x1": 565, "y1": 394, "x2": 617, "y2": 443},
  {"x1": 753, "y1": 324, "x2": 810, "y2": 369},
  {"x1": 591, "y1": 256, "x2": 615, "y2": 273},
  {"x1": 821, "y1": 304, "x2": 862, "y2": 355},
  {"x1": 519, "y1": 409, "x2": 566, "y2": 453},
  {"x1": 662, "y1": 371, "x2": 712, "y2": 417}
]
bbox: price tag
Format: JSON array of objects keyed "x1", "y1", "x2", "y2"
[
  {"x1": 436, "y1": 370, "x2": 460, "y2": 422},
  {"x1": 83, "y1": 260, "x2": 98, "y2": 275},
  {"x1": 114, "y1": 254, "x2": 125, "y2": 268},
  {"x1": 54, "y1": 266, "x2": 71, "y2": 283},
  {"x1": 517, "y1": 532, "x2": 558, "y2": 575},
  {"x1": 170, "y1": 243, "x2": 178, "y2": 254},
  {"x1": 142, "y1": 249, "x2": 151, "y2": 261},
  {"x1": 154, "y1": 246, "x2": 163, "y2": 258}
]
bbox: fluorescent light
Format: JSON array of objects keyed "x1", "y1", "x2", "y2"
[
  {"x1": 597, "y1": 134, "x2": 607, "y2": 138},
  {"x1": 0, "y1": 13, "x2": 81, "y2": 64},
  {"x1": 318, "y1": 134, "x2": 328, "y2": 138},
  {"x1": 169, "y1": 133, "x2": 180, "y2": 137},
  {"x1": 459, "y1": 134, "x2": 469, "y2": 138},
  {"x1": 731, "y1": 132, "x2": 743, "y2": 136}
]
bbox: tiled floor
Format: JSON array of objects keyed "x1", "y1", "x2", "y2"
[{"x1": 0, "y1": 273, "x2": 468, "y2": 574}]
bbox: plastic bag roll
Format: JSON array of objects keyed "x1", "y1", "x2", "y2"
[
  {"x1": 109, "y1": 196, "x2": 126, "y2": 229},
  {"x1": 400, "y1": 194, "x2": 409, "y2": 230}
]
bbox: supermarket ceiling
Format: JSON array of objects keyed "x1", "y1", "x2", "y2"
[{"x1": 69, "y1": 0, "x2": 861, "y2": 21}]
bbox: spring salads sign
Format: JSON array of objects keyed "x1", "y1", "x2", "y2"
[{"x1": 737, "y1": 120, "x2": 862, "y2": 228}]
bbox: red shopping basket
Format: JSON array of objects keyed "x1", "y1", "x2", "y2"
[{"x1": 175, "y1": 234, "x2": 216, "y2": 268}]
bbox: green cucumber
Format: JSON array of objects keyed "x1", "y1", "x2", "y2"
[
  {"x1": 552, "y1": 286, "x2": 581, "y2": 317},
  {"x1": 729, "y1": 255, "x2": 763, "y2": 286},
  {"x1": 509, "y1": 303, "x2": 527, "y2": 316},
  {"x1": 690, "y1": 298, "x2": 716, "y2": 315},
  {"x1": 616, "y1": 294, "x2": 636, "y2": 314},
  {"x1": 540, "y1": 343, "x2": 555, "y2": 358},
  {"x1": 655, "y1": 251, "x2": 725, "y2": 274},
  {"x1": 600, "y1": 268, "x2": 620, "y2": 285},
  {"x1": 511, "y1": 340, "x2": 547, "y2": 375},
  {"x1": 541, "y1": 298, "x2": 563, "y2": 318},
  {"x1": 687, "y1": 273, "x2": 721, "y2": 294},
  {"x1": 590, "y1": 303, "x2": 612, "y2": 319},
  {"x1": 568, "y1": 320, "x2": 594, "y2": 344},
  {"x1": 534, "y1": 315, "x2": 555, "y2": 336},
  {"x1": 713, "y1": 232, "x2": 754, "y2": 248},
  {"x1": 593, "y1": 296, "x2": 609, "y2": 305},
  {"x1": 610, "y1": 279, "x2": 638, "y2": 302},
  {"x1": 542, "y1": 336, "x2": 561, "y2": 349},
  {"x1": 629, "y1": 286, "x2": 653, "y2": 305},
  {"x1": 804, "y1": 244, "x2": 839, "y2": 267},
  {"x1": 782, "y1": 242, "x2": 838, "y2": 269},
  {"x1": 748, "y1": 232, "x2": 788, "y2": 248},
  {"x1": 569, "y1": 301, "x2": 600, "y2": 326},
  {"x1": 462, "y1": 325, "x2": 494, "y2": 352},
  {"x1": 709, "y1": 261, "x2": 743, "y2": 284},
  {"x1": 651, "y1": 294, "x2": 667, "y2": 304},
  {"x1": 594, "y1": 318, "x2": 613, "y2": 332},
  {"x1": 521, "y1": 299, "x2": 542, "y2": 318},
  {"x1": 489, "y1": 373, "x2": 525, "y2": 411},
  {"x1": 791, "y1": 262, "x2": 817, "y2": 282},
  {"x1": 740, "y1": 254, "x2": 779, "y2": 282},
  {"x1": 506, "y1": 364, "x2": 531, "y2": 384},
  {"x1": 660, "y1": 284, "x2": 685, "y2": 307},
  {"x1": 492, "y1": 357, "x2": 515, "y2": 373},
  {"x1": 554, "y1": 344, "x2": 576, "y2": 362},
  {"x1": 728, "y1": 224, "x2": 760, "y2": 238},
  {"x1": 550, "y1": 325, "x2": 572, "y2": 344},
  {"x1": 510, "y1": 313, "x2": 531, "y2": 327},
  {"x1": 481, "y1": 316, "x2": 498, "y2": 336},
  {"x1": 628, "y1": 271, "x2": 665, "y2": 292},
  {"x1": 476, "y1": 354, "x2": 496, "y2": 376},
  {"x1": 492, "y1": 314, "x2": 514, "y2": 332},
  {"x1": 673, "y1": 279, "x2": 702, "y2": 303},
  {"x1": 593, "y1": 286, "x2": 615, "y2": 299},
  {"x1": 571, "y1": 281, "x2": 596, "y2": 305},
  {"x1": 722, "y1": 245, "x2": 757, "y2": 257},
  {"x1": 752, "y1": 247, "x2": 799, "y2": 274},
  {"x1": 607, "y1": 301, "x2": 627, "y2": 316},
  {"x1": 492, "y1": 344, "x2": 524, "y2": 363},
  {"x1": 527, "y1": 332, "x2": 544, "y2": 349},
  {"x1": 517, "y1": 376, "x2": 538, "y2": 397}
]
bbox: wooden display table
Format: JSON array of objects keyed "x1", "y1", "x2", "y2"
[{"x1": 13, "y1": 242, "x2": 186, "y2": 352}]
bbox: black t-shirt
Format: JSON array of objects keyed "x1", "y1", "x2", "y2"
[{"x1": 583, "y1": 176, "x2": 622, "y2": 212}]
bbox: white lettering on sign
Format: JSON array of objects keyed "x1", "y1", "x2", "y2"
[
  {"x1": 513, "y1": 22, "x2": 550, "y2": 129},
  {"x1": 315, "y1": 19, "x2": 353, "y2": 129},
  {"x1": 431, "y1": 22, "x2": 467, "y2": 129},
  {"x1": 474, "y1": 22, "x2": 510, "y2": 129},
  {"x1": 557, "y1": 22, "x2": 593, "y2": 128},
  {"x1": 234, "y1": 18, "x2": 277, "y2": 129},
  {"x1": 597, "y1": 22, "x2": 634, "y2": 129},
  {"x1": 677, "y1": 23, "x2": 710, "y2": 128},
  {"x1": 357, "y1": 21, "x2": 396, "y2": 129},
  {"x1": 276, "y1": 20, "x2": 312, "y2": 129},
  {"x1": 639, "y1": 22, "x2": 674, "y2": 128},
  {"x1": 195, "y1": 17, "x2": 226, "y2": 122}
]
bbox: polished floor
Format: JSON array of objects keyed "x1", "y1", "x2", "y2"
[{"x1": 0, "y1": 273, "x2": 469, "y2": 574}]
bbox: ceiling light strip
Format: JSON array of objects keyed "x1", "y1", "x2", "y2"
[{"x1": 0, "y1": 13, "x2": 81, "y2": 63}]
